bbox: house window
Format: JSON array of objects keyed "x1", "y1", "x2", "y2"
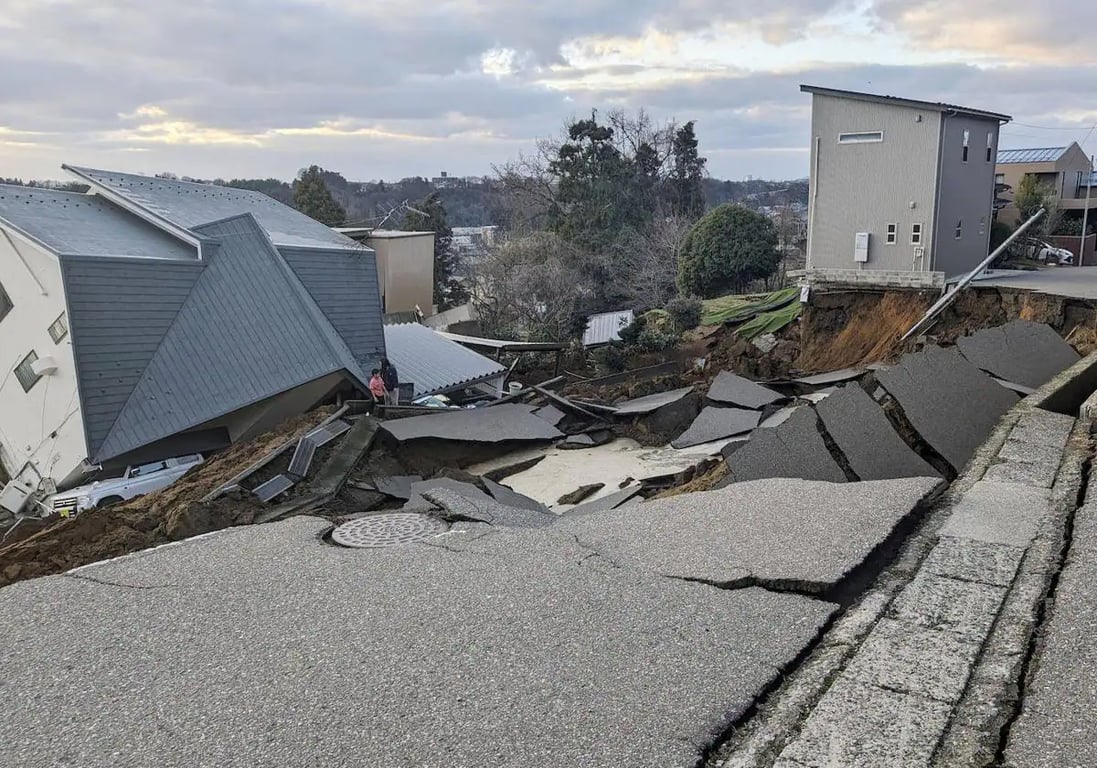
[
  {"x1": 962, "y1": 129, "x2": 970, "y2": 162},
  {"x1": 0, "y1": 280, "x2": 12, "y2": 323},
  {"x1": 979, "y1": 217, "x2": 987, "y2": 236},
  {"x1": 48, "y1": 312, "x2": 68, "y2": 344},
  {"x1": 911, "y1": 223, "x2": 923, "y2": 245},
  {"x1": 986, "y1": 132, "x2": 994, "y2": 162},
  {"x1": 955, "y1": 220, "x2": 963, "y2": 239},
  {"x1": 14, "y1": 351, "x2": 40, "y2": 393},
  {"x1": 995, "y1": 173, "x2": 1005, "y2": 185},
  {"x1": 838, "y1": 131, "x2": 884, "y2": 144},
  {"x1": 886, "y1": 223, "x2": 898, "y2": 244}
]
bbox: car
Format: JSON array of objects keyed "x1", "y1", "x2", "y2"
[
  {"x1": 47, "y1": 454, "x2": 205, "y2": 517},
  {"x1": 1018, "y1": 238, "x2": 1074, "y2": 265}
]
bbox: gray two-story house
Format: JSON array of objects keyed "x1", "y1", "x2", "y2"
[{"x1": 802, "y1": 86, "x2": 1011, "y2": 283}]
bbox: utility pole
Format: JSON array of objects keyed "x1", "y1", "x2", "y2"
[{"x1": 1081, "y1": 157, "x2": 1093, "y2": 266}]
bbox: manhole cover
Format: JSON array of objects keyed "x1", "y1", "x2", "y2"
[{"x1": 331, "y1": 513, "x2": 447, "y2": 549}]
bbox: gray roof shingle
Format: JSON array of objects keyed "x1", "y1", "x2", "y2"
[
  {"x1": 383, "y1": 322, "x2": 505, "y2": 397},
  {"x1": 0, "y1": 184, "x2": 196, "y2": 260},
  {"x1": 996, "y1": 147, "x2": 1068, "y2": 164},
  {"x1": 64, "y1": 166, "x2": 359, "y2": 250}
]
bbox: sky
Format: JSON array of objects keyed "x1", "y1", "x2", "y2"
[{"x1": 2, "y1": 0, "x2": 1096, "y2": 183}]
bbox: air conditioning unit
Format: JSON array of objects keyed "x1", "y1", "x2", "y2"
[
  {"x1": 0, "y1": 480, "x2": 31, "y2": 515},
  {"x1": 31, "y1": 356, "x2": 58, "y2": 376}
]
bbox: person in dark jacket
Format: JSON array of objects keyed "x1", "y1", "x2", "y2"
[{"x1": 380, "y1": 358, "x2": 399, "y2": 405}]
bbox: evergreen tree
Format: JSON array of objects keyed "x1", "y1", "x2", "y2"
[
  {"x1": 667, "y1": 121, "x2": 706, "y2": 219},
  {"x1": 677, "y1": 205, "x2": 779, "y2": 297},
  {"x1": 404, "y1": 192, "x2": 468, "y2": 310},
  {"x1": 292, "y1": 165, "x2": 346, "y2": 226}
]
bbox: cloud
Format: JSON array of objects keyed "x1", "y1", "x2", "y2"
[{"x1": 0, "y1": 0, "x2": 1094, "y2": 182}]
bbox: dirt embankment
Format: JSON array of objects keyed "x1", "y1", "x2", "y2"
[{"x1": 0, "y1": 408, "x2": 334, "y2": 589}]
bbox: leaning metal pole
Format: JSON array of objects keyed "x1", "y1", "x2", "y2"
[{"x1": 901, "y1": 207, "x2": 1046, "y2": 341}]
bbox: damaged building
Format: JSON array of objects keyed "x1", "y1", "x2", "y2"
[{"x1": 0, "y1": 167, "x2": 389, "y2": 501}]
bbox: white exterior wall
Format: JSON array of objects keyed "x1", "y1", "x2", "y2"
[
  {"x1": 0, "y1": 228, "x2": 88, "y2": 490},
  {"x1": 807, "y1": 95, "x2": 942, "y2": 273}
]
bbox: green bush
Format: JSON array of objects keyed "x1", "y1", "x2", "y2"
[
  {"x1": 617, "y1": 314, "x2": 646, "y2": 345},
  {"x1": 636, "y1": 325, "x2": 677, "y2": 352},
  {"x1": 665, "y1": 295, "x2": 702, "y2": 331},
  {"x1": 593, "y1": 343, "x2": 629, "y2": 373},
  {"x1": 677, "y1": 204, "x2": 780, "y2": 298},
  {"x1": 1052, "y1": 217, "x2": 1084, "y2": 237}
]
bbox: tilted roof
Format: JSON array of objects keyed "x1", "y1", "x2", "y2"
[
  {"x1": 383, "y1": 322, "x2": 505, "y2": 397},
  {"x1": 800, "y1": 85, "x2": 1011, "y2": 122},
  {"x1": 63, "y1": 166, "x2": 361, "y2": 250},
  {"x1": 996, "y1": 147, "x2": 1069, "y2": 164},
  {"x1": 0, "y1": 184, "x2": 196, "y2": 260},
  {"x1": 63, "y1": 214, "x2": 371, "y2": 463}
]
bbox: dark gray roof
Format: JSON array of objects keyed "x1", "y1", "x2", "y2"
[
  {"x1": 66, "y1": 214, "x2": 368, "y2": 463},
  {"x1": 0, "y1": 184, "x2": 196, "y2": 260},
  {"x1": 383, "y1": 322, "x2": 506, "y2": 397},
  {"x1": 281, "y1": 247, "x2": 386, "y2": 370},
  {"x1": 64, "y1": 166, "x2": 361, "y2": 251},
  {"x1": 996, "y1": 147, "x2": 1068, "y2": 164},
  {"x1": 801, "y1": 85, "x2": 1011, "y2": 122},
  {"x1": 60, "y1": 255, "x2": 205, "y2": 455}
]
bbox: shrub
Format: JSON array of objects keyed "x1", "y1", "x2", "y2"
[
  {"x1": 617, "y1": 314, "x2": 646, "y2": 345},
  {"x1": 665, "y1": 295, "x2": 702, "y2": 332},
  {"x1": 677, "y1": 204, "x2": 780, "y2": 297},
  {"x1": 593, "y1": 343, "x2": 629, "y2": 373}
]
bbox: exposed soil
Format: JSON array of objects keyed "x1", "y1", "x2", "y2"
[
  {"x1": 0, "y1": 407, "x2": 335, "y2": 589},
  {"x1": 799, "y1": 291, "x2": 933, "y2": 372}
]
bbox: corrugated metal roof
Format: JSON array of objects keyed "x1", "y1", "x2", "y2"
[
  {"x1": 88, "y1": 214, "x2": 367, "y2": 462},
  {"x1": 64, "y1": 166, "x2": 361, "y2": 251},
  {"x1": 0, "y1": 184, "x2": 196, "y2": 260},
  {"x1": 583, "y1": 310, "x2": 635, "y2": 347},
  {"x1": 383, "y1": 323, "x2": 505, "y2": 397},
  {"x1": 996, "y1": 147, "x2": 1068, "y2": 164}
]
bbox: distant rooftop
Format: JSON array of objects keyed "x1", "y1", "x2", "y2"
[
  {"x1": 801, "y1": 85, "x2": 1011, "y2": 123},
  {"x1": 996, "y1": 147, "x2": 1070, "y2": 164},
  {"x1": 64, "y1": 166, "x2": 359, "y2": 251},
  {"x1": 0, "y1": 184, "x2": 196, "y2": 260}
]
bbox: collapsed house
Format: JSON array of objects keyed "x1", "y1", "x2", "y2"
[{"x1": 0, "y1": 167, "x2": 389, "y2": 506}]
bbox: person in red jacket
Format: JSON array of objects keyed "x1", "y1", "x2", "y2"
[{"x1": 369, "y1": 368, "x2": 386, "y2": 407}]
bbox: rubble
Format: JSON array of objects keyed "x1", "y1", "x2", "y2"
[
  {"x1": 956, "y1": 319, "x2": 1080, "y2": 389},
  {"x1": 380, "y1": 403, "x2": 564, "y2": 444},
  {"x1": 718, "y1": 407, "x2": 848, "y2": 485},
  {"x1": 558, "y1": 483, "x2": 605, "y2": 505},
  {"x1": 876, "y1": 345, "x2": 1019, "y2": 472},
  {"x1": 671, "y1": 406, "x2": 760, "y2": 449},
  {"x1": 706, "y1": 370, "x2": 783, "y2": 409}
]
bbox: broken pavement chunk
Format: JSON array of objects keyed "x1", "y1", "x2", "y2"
[
  {"x1": 613, "y1": 386, "x2": 695, "y2": 415},
  {"x1": 558, "y1": 483, "x2": 605, "y2": 505},
  {"x1": 671, "y1": 406, "x2": 760, "y2": 449},
  {"x1": 815, "y1": 384, "x2": 941, "y2": 481},
  {"x1": 482, "y1": 478, "x2": 549, "y2": 513},
  {"x1": 531, "y1": 404, "x2": 566, "y2": 426},
  {"x1": 404, "y1": 478, "x2": 494, "y2": 511},
  {"x1": 560, "y1": 485, "x2": 644, "y2": 518},
  {"x1": 380, "y1": 403, "x2": 563, "y2": 444},
  {"x1": 421, "y1": 487, "x2": 554, "y2": 528},
  {"x1": 561, "y1": 476, "x2": 943, "y2": 592},
  {"x1": 719, "y1": 407, "x2": 847, "y2": 485},
  {"x1": 707, "y1": 370, "x2": 783, "y2": 409},
  {"x1": 370, "y1": 475, "x2": 423, "y2": 501},
  {"x1": 956, "y1": 319, "x2": 1080, "y2": 390},
  {"x1": 877, "y1": 346, "x2": 1019, "y2": 472}
]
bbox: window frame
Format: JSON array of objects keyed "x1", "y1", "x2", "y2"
[
  {"x1": 838, "y1": 131, "x2": 884, "y2": 144},
  {"x1": 962, "y1": 129, "x2": 970, "y2": 163},
  {"x1": 955, "y1": 219, "x2": 963, "y2": 240},
  {"x1": 48, "y1": 312, "x2": 68, "y2": 344},
  {"x1": 979, "y1": 217, "x2": 987, "y2": 236},
  {"x1": 885, "y1": 223, "x2": 898, "y2": 245},
  {"x1": 0, "y1": 280, "x2": 12, "y2": 324},
  {"x1": 911, "y1": 223, "x2": 923, "y2": 245},
  {"x1": 986, "y1": 132, "x2": 994, "y2": 163},
  {"x1": 14, "y1": 351, "x2": 41, "y2": 393}
]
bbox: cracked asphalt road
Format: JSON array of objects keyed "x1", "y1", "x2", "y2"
[{"x1": 0, "y1": 476, "x2": 940, "y2": 767}]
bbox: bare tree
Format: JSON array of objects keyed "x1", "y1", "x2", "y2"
[{"x1": 613, "y1": 212, "x2": 693, "y2": 311}]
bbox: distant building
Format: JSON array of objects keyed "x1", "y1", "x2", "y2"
[
  {"x1": 451, "y1": 226, "x2": 498, "y2": 260},
  {"x1": 995, "y1": 143, "x2": 1095, "y2": 225},
  {"x1": 802, "y1": 85, "x2": 1010, "y2": 283},
  {"x1": 336, "y1": 228, "x2": 435, "y2": 315}
]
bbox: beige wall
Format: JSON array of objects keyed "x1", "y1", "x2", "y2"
[
  {"x1": 996, "y1": 145, "x2": 1093, "y2": 225},
  {"x1": 366, "y1": 234, "x2": 434, "y2": 314},
  {"x1": 0, "y1": 228, "x2": 88, "y2": 490},
  {"x1": 807, "y1": 94, "x2": 942, "y2": 273}
]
